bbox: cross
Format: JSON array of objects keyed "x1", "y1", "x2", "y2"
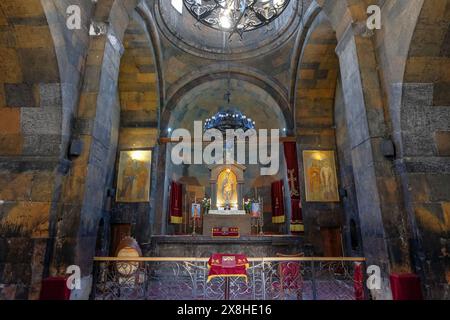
[{"x1": 288, "y1": 169, "x2": 300, "y2": 197}]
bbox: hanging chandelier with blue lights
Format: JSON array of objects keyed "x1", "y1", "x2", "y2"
[
  {"x1": 204, "y1": 109, "x2": 256, "y2": 132},
  {"x1": 183, "y1": 0, "x2": 291, "y2": 37}
]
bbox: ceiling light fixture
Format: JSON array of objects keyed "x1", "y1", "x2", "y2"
[{"x1": 183, "y1": 0, "x2": 292, "y2": 38}]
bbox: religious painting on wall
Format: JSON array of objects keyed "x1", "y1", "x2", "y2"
[
  {"x1": 302, "y1": 150, "x2": 340, "y2": 202},
  {"x1": 116, "y1": 150, "x2": 152, "y2": 203}
]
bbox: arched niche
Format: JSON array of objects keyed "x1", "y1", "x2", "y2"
[{"x1": 208, "y1": 163, "x2": 246, "y2": 211}]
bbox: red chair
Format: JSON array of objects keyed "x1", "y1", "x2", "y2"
[
  {"x1": 39, "y1": 277, "x2": 71, "y2": 300},
  {"x1": 273, "y1": 253, "x2": 304, "y2": 300},
  {"x1": 390, "y1": 273, "x2": 423, "y2": 300}
]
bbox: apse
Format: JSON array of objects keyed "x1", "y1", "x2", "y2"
[{"x1": 166, "y1": 78, "x2": 287, "y2": 132}]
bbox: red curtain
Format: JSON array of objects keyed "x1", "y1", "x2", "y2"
[
  {"x1": 271, "y1": 180, "x2": 285, "y2": 224},
  {"x1": 283, "y1": 142, "x2": 304, "y2": 233},
  {"x1": 170, "y1": 181, "x2": 183, "y2": 224}
]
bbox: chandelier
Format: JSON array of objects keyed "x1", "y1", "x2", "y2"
[
  {"x1": 204, "y1": 109, "x2": 256, "y2": 133},
  {"x1": 183, "y1": 0, "x2": 291, "y2": 37}
]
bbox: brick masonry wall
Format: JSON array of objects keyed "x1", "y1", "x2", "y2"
[{"x1": 0, "y1": 0, "x2": 93, "y2": 299}]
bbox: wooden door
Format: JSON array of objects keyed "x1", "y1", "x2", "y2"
[
  {"x1": 320, "y1": 227, "x2": 343, "y2": 257},
  {"x1": 110, "y1": 223, "x2": 131, "y2": 255}
]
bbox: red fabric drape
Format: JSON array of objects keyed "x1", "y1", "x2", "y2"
[
  {"x1": 283, "y1": 142, "x2": 304, "y2": 233},
  {"x1": 354, "y1": 263, "x2": 365, "y2": 300},
  {"x1": 207, "y1": 254, "x2": 249, "y2": 282},
  {"x1": 271, "y1": 180, "x2": 285, "y2": 224},
  {"x1": 170, "y1": 181, "x2": 183, "y2": 224}
]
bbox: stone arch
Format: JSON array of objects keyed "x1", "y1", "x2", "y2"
[
  {"x1": 403, "y1": 1, "x2": 450, "y2": 87},
  {"x1": 118, "y1": 8, "x2": 162, "y2": 145},
  {"x1": 162, "y1": 69, "x2": 293, "y2": 133},
  {"x1": 166, "y1": 78, "x2": 288, "y2": 131},
  {"x1": 0, "y1": 0, "x2": 91, "y2": 300},
  {"x1": 392, "y1": 0, "x2": 450, "y2": 299},
  {"x1": 0, "y1": 0, "x2": 61, "y2": 156},
  {"x1": 293, "y1": 11, "x2": 338, "y2": 138},
  {"x1": 291, "y1": 8, "x2": 343, "y2": 257},
  {"x1": 153, "y1": 73, "x2": 291, "y2": 235},
  {"x1": 396, "y1": 0, "x2": 450, "y2": 158},
  {"x1": 111, "y1": 4, "x2": 164, "y2": 252}
]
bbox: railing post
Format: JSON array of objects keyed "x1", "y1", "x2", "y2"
[
  {"x1": 251, "y1": 262, "x2": 256, "y2": 300},
  {"x1": 193, "y1": 263, "x2": 198, "y2": 299},
  {"x1": 224, "y1": 277, "x2": 230, "y2": 300},
  {"x1": 89, "y1": 260, "x2": 98, "y2": 300},
  {"x1": 261, "y1": 260, "x2": 266, "y2": 300},
  {"x1": 311, "y1": 261, "x2": 318, "y2": 300},
  {"x1": 143, "y1": 262, "x2": 149, "y2": 300}
]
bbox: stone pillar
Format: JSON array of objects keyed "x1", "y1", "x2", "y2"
[
  {"x1": 153, "y1": 142, "x2": 168, "y2": 235},
  {"x1": 52, "y1": 28, "x2": 125, "y2": 300},
  {"x1": 335, "y1": 24, "x2": 412, "y2": 299}
]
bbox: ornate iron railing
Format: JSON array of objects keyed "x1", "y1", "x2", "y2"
[{"x1": 92, "y1": 257, "x2": 366, "y2": 300}]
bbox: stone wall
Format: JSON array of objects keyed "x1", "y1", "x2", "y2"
[
  {"x1": 0, "y1": 0, "x2": 93, "y2": 300},
  {"x1": 0, "y1": 0, "x2": 449, "y2": 300},
  {"x1": 373, "y1": 0, "x2": 450, "y2": 299},
  {"x1": 110, "y1": 8, "x2": 160, "y2": 245},
  {"x1": 294, "y1": 11, "x2": 343, "y2": 255}
]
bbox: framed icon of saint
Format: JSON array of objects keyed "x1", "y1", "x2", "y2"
[
  {"x1": 302, "y1": 150, "x2": 339, "y2": 202},
  {"x1": 116, "y1": 150, "x2": 152, "y2": 203}
]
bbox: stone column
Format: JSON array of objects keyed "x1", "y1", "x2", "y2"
[
  {"x1": 335, "y1": 24, "x2": 411, "y2": 299},
  {"x1": 152, "y1": 142, "x2": 168, "y2": 235},
  {"x1": 53, "y1": 27, "x2": 125, "y2": 299}
]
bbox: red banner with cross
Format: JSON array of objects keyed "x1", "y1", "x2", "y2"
[
  {"x1": 169, "y1": 181, "x2": 183, "y2": 224},
  {"x1": 271, "y1": 180, "x2": 285, "y2": 224},
  {"x1": 283, "y1": 141, "x2": 304, "y2": 233}
]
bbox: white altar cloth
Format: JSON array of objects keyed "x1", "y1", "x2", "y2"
[{"x1": 208, "y1": 209, "x2": 247, "y2": 215}]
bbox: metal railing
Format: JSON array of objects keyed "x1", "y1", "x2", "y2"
[{"x1": 92, "y1": 257, "x2": 366, "y2": 300}]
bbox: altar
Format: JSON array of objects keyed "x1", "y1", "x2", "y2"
[
  {"x1": 208, "y1": 209, "x2": 246, "y2": 215},
  {"x1": 202, "y1": 163, "x2": 252, "y2": 236},
  {"x1": 203, "y1": 213, "x2": 252, "y2": 236}
]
